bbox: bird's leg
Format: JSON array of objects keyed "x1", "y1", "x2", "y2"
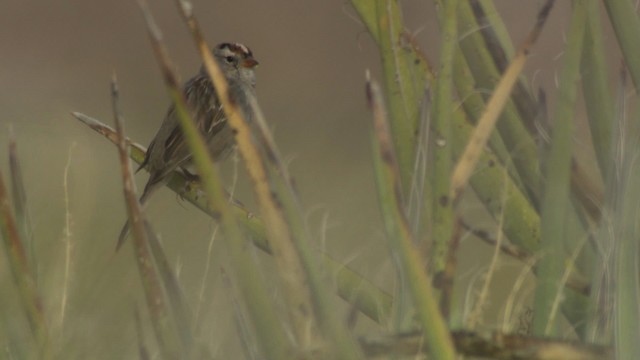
[{"x1": 176, "y1": 168, "x2": 201, "y2": 202}]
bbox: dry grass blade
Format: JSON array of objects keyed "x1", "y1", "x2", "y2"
[
  {"x1": 0, "y1": 151, "x2": 51, "y2": 358},
  {"x1": 8, "y1": 131, "x2": 36, "y2": 280},
  {"x1": 72, "y1": 112, "x2": 156, "y2": 174},
  {"x1": 111, "y1": 74, "x2": 182, "y2": 359},
  {"x1": 469, "y1": 0, "x2": 540, "y2": 136},
  {"x1": 450, "y1": 0, "x2": 555, "y2": 203},
  {"x1": 58, "y1": 143, "x2": 75, "y2": 334},
  {"x1": 72, "y1": 111, "x2": 131, "y2": 145},
  {"x1": 82, "y1": 85, "x2": 190, "y2": 328}
]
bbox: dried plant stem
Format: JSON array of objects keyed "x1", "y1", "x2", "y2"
[
  {"x1": 111, "y1": 74, "x2": 183, "y2": 359},
  {"x1": 59, "y1": 142, "x2": 76, "y2": 335}
]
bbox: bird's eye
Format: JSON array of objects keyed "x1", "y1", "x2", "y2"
[{"x1": 225, "y1": 56, "x2": 236, "y2": 64}]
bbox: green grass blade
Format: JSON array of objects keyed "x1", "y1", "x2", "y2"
[
  {"x1": 604, "y1": 0, "x2": 640, "y2": 90},
  {"x1": 582, "y1": 0, "x2": 613, "y2": 177},
  {"x1": 612, "y1": 103, "x2": 640, "y2": 360},
  {"x1": 532, "y1": 0, "x2": 586, "y2": 337},
  {"x1": 429, "y1": 0, "x2": 458, "y2": 276}
]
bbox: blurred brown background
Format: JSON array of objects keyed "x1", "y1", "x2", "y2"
[{"x1": 0, "y1": 0, "x2": 606, "y2": 357}]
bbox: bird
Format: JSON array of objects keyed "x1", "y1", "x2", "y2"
[{"x1": 116, "y1": 42, "x2": 259, "y2": 250}]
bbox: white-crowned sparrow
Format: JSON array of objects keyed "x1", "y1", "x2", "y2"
[{"x1": 117, "y1": 42, "x2": 258, "y2": 250}]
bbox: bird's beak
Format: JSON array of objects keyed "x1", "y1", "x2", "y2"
[{"x1": 241, "y1": 58, "x2": 259, "y2": 68}]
